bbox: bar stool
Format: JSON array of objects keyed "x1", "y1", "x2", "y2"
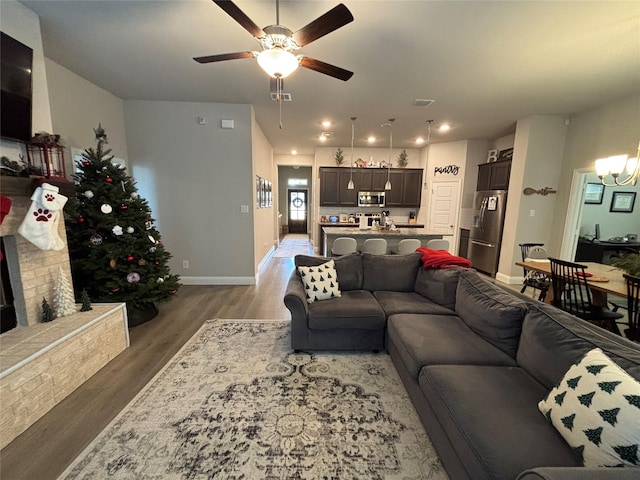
[
  {"x1": 331, "y1": 237, "x2": 357, "y2": 256},
  {"x1": 392, "y1": 238, "x2": 421, "y2": 255},
  {"x1": 426, "y1": 239, "x2": 449, "y2": 251},
  {"x1": 362, "y1": 238, "x2": 387, "y2": 255}
]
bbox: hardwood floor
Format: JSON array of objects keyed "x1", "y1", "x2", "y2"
[{"x1": 0, "y1": 256, "x2": 296, "y2": 480}]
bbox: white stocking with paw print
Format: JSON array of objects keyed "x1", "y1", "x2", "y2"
[{"x1": 18, "y1": 183, "x2": 68, "y2": 250}]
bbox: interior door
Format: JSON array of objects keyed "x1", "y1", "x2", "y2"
[
  {"x1": 428, "y1": 180, "x2": 461, "y2": 252},
  {"x1": 288, "y1": 189, "x2": 308, "y2": 234}
]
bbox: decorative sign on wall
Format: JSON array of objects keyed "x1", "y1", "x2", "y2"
[{"x1": 434, "y1": 165, "x2": 460, "y2": 176}]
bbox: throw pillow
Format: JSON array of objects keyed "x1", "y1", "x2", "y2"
[
  {"x1": 297, "y1": 260, "x2": 341, "y2": 303},
  {"x1": 538, "y1": 348, "x2": 640, "y2": 468}
]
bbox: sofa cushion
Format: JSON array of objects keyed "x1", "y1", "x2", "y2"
[
  {"x1": 538, "y1": 348, "x2": 640, "y2": 468},
  {"x1": 387, "y1": 313, "x2": 517, "y2": 379},
  {"x1": 373, "y1": 291, "x2": 455, "y2": 316},
  {"x1": 517, "y1": 304, "x2": 640, "y2": 390},
  {"x1": 361, "y1": 252, "x2": 422, "y2": 292},
  {"x1": 297, "y1": 260, "x2": 341, "y2": 303},
  {"x1": 414, "y1": 267, "x2": 465, "y2": 310},
  {"x1": 455, "y1": 269, "x2": 527, "y2": 358},
  {"x1": 420, "y1": 365, "x2": 581, "y2": 480},
  {"x1": 308, "y1": 290, "x2": 386, "y2": 330},
  {"x1": 295, "y1": 253, "x2": 363, "y2": 291}
]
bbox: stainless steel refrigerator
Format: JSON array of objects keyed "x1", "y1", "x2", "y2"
[{"x1": 467, "y1": 190, "x2": 508, "y2": 276}]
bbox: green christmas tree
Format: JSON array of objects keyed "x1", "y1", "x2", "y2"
[
  {"x1": 65, "y1": 125, "x2": 180, "y2": 318},
  {"x1": 41, "y1": 297, "x2": 55, "y2": 323}
]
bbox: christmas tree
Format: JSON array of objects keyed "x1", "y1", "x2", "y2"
[
  {"x1": 54, "y1": 266, "x2": 77, "y2": 317},
  {"x1": 65, "y1": 125, "x2": 180, "y2": 323},
  {"x1": 41, "y1": 297, "x2": 55, "y2": 323}
]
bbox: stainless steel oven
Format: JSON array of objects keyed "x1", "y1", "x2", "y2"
[{"x1": 358, "y1": 191, "x2": 385, "y2": 207}]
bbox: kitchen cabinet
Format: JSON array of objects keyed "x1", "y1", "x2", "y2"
[
  {"x1": 402, "y1": 170, "x2": 423, "y2": 207},
  {"x1": 319, "y1": 167, "x2": 423, "y2": 207},
  {"x1": 477, "y1": 160, "x2": 511, "y2": 191},
  {"x1": 358, "y1": 169, "x2": 387, "y2": 191}
]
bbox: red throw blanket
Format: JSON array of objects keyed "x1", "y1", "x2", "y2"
[{"x1": 417, "y1": 247, "x2": 472, "y2": 269}]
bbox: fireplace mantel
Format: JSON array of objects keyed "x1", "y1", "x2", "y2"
[{"x1": 0, "y1": 176, "x2": 75, "y2": 198}]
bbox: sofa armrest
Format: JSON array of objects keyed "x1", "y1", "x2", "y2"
[
  {"x1": 284, "y1": 270, "x2": 309, "y2": 321},
  {"x1": 517, "y1": 467, "x2": 639, "y2": 480}
]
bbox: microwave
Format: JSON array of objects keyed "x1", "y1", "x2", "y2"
[{"x1": 358, "y1": 191, "x2": 385, "y2": 207}]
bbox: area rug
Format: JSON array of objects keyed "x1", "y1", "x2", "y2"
[
  {"x1": 58, "y1": 320, "x2": 448, "y2": 480},
  {"x1": 273, "y1": 235, "x2": 314, "y2": 258}
]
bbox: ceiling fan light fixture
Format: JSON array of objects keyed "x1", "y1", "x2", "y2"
[{"x1": 257, "y1": 48, "x2": 299, "y2": 78}]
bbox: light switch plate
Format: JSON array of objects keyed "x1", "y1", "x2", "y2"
[{"x1": 240, "y1": 205, "x2": 249, "y2": 213}]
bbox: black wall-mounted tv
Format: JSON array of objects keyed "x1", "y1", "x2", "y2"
[{"x1": 1, "y1": 31, "x2": 33, "y2": 142}]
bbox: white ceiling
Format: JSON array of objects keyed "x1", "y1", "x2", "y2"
[{"x1": 19, "y1": 0, "x2": 640, "y2": 155}]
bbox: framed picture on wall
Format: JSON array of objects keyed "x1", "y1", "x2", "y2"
[
  {"x1": 584, "y1": 183, "x2": 604, "y2": 204},
  {"x1": 610, "y1": 191, "x2": 636, "y2": 213}
]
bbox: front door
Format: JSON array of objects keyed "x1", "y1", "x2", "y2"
[{"x1": 288, "y1": 189, "x2": 308, "y2": 234}]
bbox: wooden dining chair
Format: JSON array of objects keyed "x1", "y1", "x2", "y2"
[
  {"x1": 519, "y1": 243, "x2": 550, "y2": 301},
  {"x1": 548, "y1": 257, "x2": 624, "y2": 334},
  {"x1": 623, "y1": 274, "x2": 640, "y2": 342}
]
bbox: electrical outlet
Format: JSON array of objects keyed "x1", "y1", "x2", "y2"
[
  {"x1": 530, "y1": 209, "x2": 536, "y2": 217},
  {"x1": 182, "y1": 260, "x2": 189, "y2": 269}
]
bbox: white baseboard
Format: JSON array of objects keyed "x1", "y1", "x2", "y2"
[
  {"x1": 180, "y1": 276, "x2": 256, "y2": 285},
  {"x1": 495, "y1": 272, "x2": 524, "y2": 285}
]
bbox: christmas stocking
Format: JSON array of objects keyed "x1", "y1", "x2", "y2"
[
  {"x1": 0, "y1": 195, "x2": 12, "y2": 225},
  {"x1": 18, "y1": 183, "x2": 68, "y2": 251}
]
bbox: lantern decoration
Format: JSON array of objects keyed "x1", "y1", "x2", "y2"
[{"x1": 26, "y1": 133, "x2": 66, "y2": 180}]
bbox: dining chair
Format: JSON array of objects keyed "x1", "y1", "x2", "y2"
[
  {"x1": 548, "y1": 257, "x2": 624, "y2": 334},
  {"x1": 623, "y1": 274, "x2": 640, "y2": 342},
  {"x1": 361, "y1": 238, "x2": 388, "y2": 255},
  {"x1": 393, "y1": 238, "x2": 421, "y2": 255},
  {"x1": 519, "y1": 243, "x2": 550, "y2": 301},
  {"x1": 426, "y1": 239, "x2": 449, "y2": 251},
  {"x1": 331, "y1": 237, "x2": 357, "y2": 256}
]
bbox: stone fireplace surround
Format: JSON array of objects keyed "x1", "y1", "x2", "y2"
[{"x1": 0, "y1": 178, "x2": 129, "y2": 449}]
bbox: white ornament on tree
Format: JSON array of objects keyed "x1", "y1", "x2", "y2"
[
  {"x1": 100, "y1": 204, "x2": 113, "y2": 214},
  {"x1": 112, "y1": 225, "x2": 123, "y2": 236},
  {"x1": 126, "y1": 226, "x2": 134, "y2": 233},
  {"x1": 53, "y1": 266, "x2": 77, "y2": 317},
  {"x1": 84, "y1": 190, "x2": 94, "y2": 199}
]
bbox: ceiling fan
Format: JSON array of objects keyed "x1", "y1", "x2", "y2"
[{"x1": 194, "y1": 0, "x2": 354, "y2": 82}]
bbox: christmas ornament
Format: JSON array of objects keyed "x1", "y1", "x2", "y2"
[
  {"x1": 106, "y1": 176, "x2": 113, "y2": 183},
  {"x1": 130, "y1": 192, "x2": 139, "y2": 199},
  {"x1": 138, "y1": 259, "x2": 147, "y2": 266},
  {"x1": 157, "y1": 277, "x2": 164, "y2": 283},
  {"x1": 120, "y1": 204, "x2": 128, "y2": 210},
  {"x1": 148, "y1": 235, "x2": 156, "y2": 243},
  {"x1": 82, "y1": 160, "x2": 90, "y2": 167},
  {"x1": 90, "y1": 234, "x2": 103, "y2": 245},
  {"x1": 78, "y1": 216, "x2": 85, "y2": 223},
  {"x1": 127, "y1": 272, "x2": 141, "y2": 283},
  {"x1": 18, "y1": 183, "x2": 68, "y2": 251},
  {"x1": 149, "y1": 247, "x2": 157, "y2": 253},
  {"x1": 84, "y1": 190, "x2": 94, "y2": 199},
  {"x1": 126, "y1": 226, "x2": 135, "y2": 234},
  {"x1": 145, "y1": 220, "x2": 152, "y2": 230},
  {"x1": 111, "y1": 287, "x2": 119, "y2": 293},
  {"x1": 109, "y1": 259, "x2": 117, "y2": 268},
  {"x1": 127, "y1": 255, "x2": 134, "y2": 262},
  {"x1": 112, "y1": 225, "x2": 123, "y2": 236},
  {"x1": 100, "y1": 204, "x2": 113, "y2": 214}
]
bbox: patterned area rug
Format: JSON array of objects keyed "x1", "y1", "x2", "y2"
[
  {"x1": 274, "y1": 234, "x2": 314, "y2": 258},
  {"x1": 58, "y1": 320, "x2": 448, "y2": 480}
]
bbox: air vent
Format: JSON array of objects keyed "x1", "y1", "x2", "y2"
[
  {"x1": 270, "y1": 92, "x2": 292, "y2": 101},
  {"x1": 413, "y1": 98, "x2": 435, "y2": 107}
]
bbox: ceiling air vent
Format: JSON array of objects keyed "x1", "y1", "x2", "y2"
[
  {"x1": 270, "y1": 92, "x2": 292, "y2": 102},
  {"x1": 413, "y1": 98, "x2": 435, "y2": 107}
]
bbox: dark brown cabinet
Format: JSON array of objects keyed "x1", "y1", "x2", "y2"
[
  {"x1": 319, "y1": 167, "x2": 423, "y2": 207},
  {"x1": 477, "y1": 160, "x2": 511, "y2": 191}
]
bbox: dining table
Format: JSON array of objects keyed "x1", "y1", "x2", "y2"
[{"x1": 515, "y1": 260, "x2": 628, "y2": 306}]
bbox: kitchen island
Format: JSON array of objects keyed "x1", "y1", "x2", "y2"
[{"x1": 322, "y1": 226, "x2": 451, "y2": 256}]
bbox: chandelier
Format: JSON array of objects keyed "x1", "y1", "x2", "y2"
[{"x1": 595, "y1": 141, "x2": 640, "y2": 186}]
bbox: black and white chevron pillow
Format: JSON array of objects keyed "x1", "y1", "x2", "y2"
[
  {"x1": 538, "y1": 348, "x2": 640, "y2": 468},
  {"x1": 297, "y1": 260, "x2": 341, "y2": 304}
]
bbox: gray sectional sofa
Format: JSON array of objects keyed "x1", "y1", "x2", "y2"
[{"x1": 284, "y1": 252, "x2": 640, "y2": 480}]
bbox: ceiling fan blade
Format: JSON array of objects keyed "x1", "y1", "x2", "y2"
[
  {"x1": 293, "y1": 4, "x2": 354, "y2": 47},
  {"x1": 194, "y1": 51, "x2": 255, "y2": 64},
  {"x1": 299, "y1": 57, "x2": 353, "y2": 81},
  {"x1": 213, "y1": 0, "x2": 265, "y2": 38}
]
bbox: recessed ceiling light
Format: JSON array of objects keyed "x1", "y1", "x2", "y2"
[
  {"x1": 367, "y1": 136, "x2": 376, "y2": 143},
  {"x1": 415, "y1": 137, "x2": 425, "y2": 144},
  {"x1": 291, "y1": 149, "x2": 298, "y2": 155},
  {"x1": 319, "y1": 135, "x2": 327, "y2": 141},
  {"x1": 321, "y1": 120, "x2": 332, "y2": 127},
  {"x1": 439, "y1": 124, "x2": 451, "y2": 132}
]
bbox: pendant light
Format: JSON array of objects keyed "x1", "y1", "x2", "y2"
[
  {"x1": 595, "y1": 141, "x2": 640, "y2": 186},
  {"x1": 384, "y1": 118, "x2": 395, "y2": 190},
  {"x1": 347, "y1": 116, "x2": 356, "y2": 190}
]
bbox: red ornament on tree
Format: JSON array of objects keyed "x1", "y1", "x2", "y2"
[
  {"x1": 106, "y1": 177, "x2": 113, "y2": 183},
  {"x1": 82, "y1": 161, "x2": 90, "y2": 167},
  {"x1": 127, "y1": 255, "x2": 134, "y2": 262},
  {"x1": 78, "y1": 217, "x2": 85, "y2": 223},
  {"x1": 120, "y1": 204, "x2": 128, "y2": 210}
]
